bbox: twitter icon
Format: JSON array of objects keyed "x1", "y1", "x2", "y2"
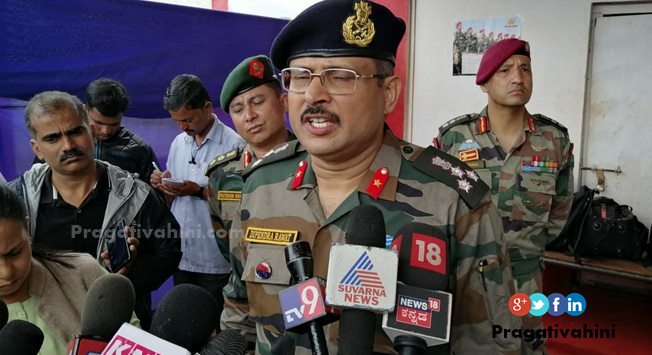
[{"x1": 529, "y1": 293, "x2": 549, "y2": 316}]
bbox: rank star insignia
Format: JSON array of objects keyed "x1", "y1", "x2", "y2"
[
  {"x1": 465, "y1": 170, "x2": 479, "y2": 182},
  {"x1": 342, "y1": 1, "x2": 375, "y2": 47},
  {"x1": 373, "y1": 179, "x2": 382, "y2": 187},
  {"x1": 450, "y1": 166, "x2": 465, "y2": 178},
  {"x1": 458, "y1": 179, "x2": 472, "y2": 193},
  {"x1": 432, "y1": 156, "x2": 452, "y2": 171}
]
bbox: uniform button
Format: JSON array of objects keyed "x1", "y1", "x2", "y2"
[
  {"x1": 17, "y1": 311, "x2": 25, "y2": 318},
  {"x1": 402, "y1": 146, "x2": 414, "y2": 154}
]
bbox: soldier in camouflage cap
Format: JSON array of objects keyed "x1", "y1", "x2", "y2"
[
  {"x1": 205, "y1": 55, "x2": 294, "y2": 347},
  {"x1": 436, "y1": 38, "x2": 574, "y2": 353},
  {"x1": 226, "y1": 1, "x2": 521, "y2": 354}
]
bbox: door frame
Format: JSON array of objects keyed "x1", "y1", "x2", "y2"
[{"x1": 580, "y1": 2, "x2": 652, "y2": 188}]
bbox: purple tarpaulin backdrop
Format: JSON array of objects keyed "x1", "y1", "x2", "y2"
[
  {"x1": 0, "y1": 0, "x2": 288, "y2": 180},
  {"x1": 0, "y1": 0, "x2": 288, "y2": 308}
]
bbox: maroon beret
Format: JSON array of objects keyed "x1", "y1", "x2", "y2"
[{"x1": 476, "y1": 39, "x2": 530, "y2": 85}]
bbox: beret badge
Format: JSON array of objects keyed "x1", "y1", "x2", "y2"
[
  {"x1": 342, "y1": 1, "x2": 376, "y2": 47},
  {"x1": 249, "y1": 59, "x2": 265, "y2": 79}
]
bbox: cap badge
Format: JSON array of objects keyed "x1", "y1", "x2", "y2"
[
  {"x1": 249, "y1": 59, "x2": 265, "y2": 79},
  {"x1": 342, "y1": 1, "x2": 375, "y2": 47}
]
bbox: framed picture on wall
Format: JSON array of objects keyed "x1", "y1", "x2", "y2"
[{"x1": 452, "y1": 16, "x2": 521, "y2": 76}]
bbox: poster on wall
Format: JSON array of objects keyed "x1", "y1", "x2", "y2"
[{"x1": 452, "y1": 16, "x2": 521, "y2": 76}]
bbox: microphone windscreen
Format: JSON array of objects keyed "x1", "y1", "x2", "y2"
[
  {"x1": 199, "y1": 329, "x2": 247, "y2": 355},
  {"x1": 393, "y1": 222, "x2": 450, "y2": 291},
  {"x1": 345, "y1": 205, "x2": 386, "y2": 248},
  {"x1": 81, "y1": 273, "x2": 136, "y2": 340},
  {"x1": 0, "y1": 319, "x2": 44, "y2": 354},
  {"x1": 150, "y1": 284, "x2": 219, "y2": 352},
  {"x1": 0, "y1": 299, "x2": 8, "y2": 329}
]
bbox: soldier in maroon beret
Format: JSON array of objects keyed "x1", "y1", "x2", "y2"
[{"x1": 437, "y1": 39, "x2": 575, "y2": 354}]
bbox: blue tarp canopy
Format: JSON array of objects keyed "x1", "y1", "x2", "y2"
[{"x1": 0, "y1": 0, "x2": 288, "y2": 180}]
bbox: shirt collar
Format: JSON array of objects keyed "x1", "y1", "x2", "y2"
[
  {"x1": 40, "y1": 161, "x2": 109, "y2": 205},
  {"x1": 182, "y1": 113, "x2": 224, "y2": 146}
]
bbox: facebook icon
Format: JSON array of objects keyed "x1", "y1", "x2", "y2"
[{"x1": 547, "y1": 293, "x2": 567, "y2": 316}]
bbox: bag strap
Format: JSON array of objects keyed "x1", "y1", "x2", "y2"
[{"x1": 570, "y1": 188, "x2": 597, "y2": 264}]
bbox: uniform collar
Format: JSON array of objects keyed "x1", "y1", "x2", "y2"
[
  {"x1": 288, "y1": 126, "x2": 401, "y2": 202},
  {"x1": 241, "y1": 130, "x2": 297, "y2": 169},
  {"x1": 476, "y1": 106, "x2": 537, "y2": 135}
]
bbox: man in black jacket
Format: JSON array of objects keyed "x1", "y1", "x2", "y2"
[
  {"x1": 33, "y1": 78, "x2": 161, "y2": 184},
  {"x1": 85, "y1": 78, "x2": 161, "y2": 184}
]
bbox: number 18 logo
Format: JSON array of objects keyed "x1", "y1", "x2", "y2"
[{"x1": 410, "y1": 233, "x2": 447, "y2": 275}]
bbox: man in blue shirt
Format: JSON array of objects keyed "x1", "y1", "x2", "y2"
[{"x1": 151, "y1": 74, "x2": 244, "y2": 329}]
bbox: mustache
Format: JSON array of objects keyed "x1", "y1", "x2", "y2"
[
  {"x1": 60, "y1": 149, "x2": 84, "y2": 162},
  {"x1": 301, "y1": 105, "x2": 340, "y2": 123}
]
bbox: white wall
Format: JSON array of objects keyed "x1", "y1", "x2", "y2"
[{"x1": 409, "y1": 0, "x2": 634, "y2": 183}]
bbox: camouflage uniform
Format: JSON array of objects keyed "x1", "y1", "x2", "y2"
[
  {"x1": 227, "y1": 128, "x2": 521, "y2": 355},
  {"x1": 437, "y1": 107, "x2": 574, "y2": 353},
  {"x1": 206, "y1": 134, "x2": 295, "y2": 343},
  {"x1": 205, "y1": 145, "x2": 252, "y2": 342}
]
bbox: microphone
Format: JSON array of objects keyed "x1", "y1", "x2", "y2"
[
  {"x1": 0, "y1": 319, "x2": 45, "y2": 355},
  {"x1": 0, "y1": 299, "x2": 8, "y2": 330},
  {"x1": 102, "y1": 323, "x2": 190, "y2": 355},
  {"x1": 150, "y1": 284, "x2": 219, "y2": 353},
  {"x1": 199, "y1": 329, "x2": 247, "y2": 355},
  {"x1": 68, "y1": 273, "x2": 136, "y2": 355},
  {"x1": 382, "y1": 222, "x2": 453, "y2": 354},
  {"x1": 326, "y1": 205, "x2": 398, "y2": 355},
  {"x1": 280, "y1": 240, "x2": 328, "y2": 355}
]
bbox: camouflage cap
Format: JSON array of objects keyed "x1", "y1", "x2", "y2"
[
  {"x1": 220, "y1": 55, "x2": 278, "y2": 113},
  {"x1": 476, "y1": 38, "x2": 530, "y2": 85},
  {"x1": 270, "y1": 0, "x2": 406, "y2": 68}
]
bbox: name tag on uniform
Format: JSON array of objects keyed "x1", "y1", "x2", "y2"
[
  {"x1": 245, "y1": 227, "x2": 299, "y2": 245},
  {"x1": 217, "y1": 190, "x2": 242, "y2": 201}
]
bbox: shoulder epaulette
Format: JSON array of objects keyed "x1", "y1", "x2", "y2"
[
  {"x1": 205, "y1": 146, "x2": 244, "y2": 177},
  {"x1": 242, "y1": 139, "x2": 301, "y2": 178},
  {"x1": 438, "y1": 113, "x2": 480, "y2": 135},
  {"x1": 533, "y1": 114, "x2": 568, "y2": 132},
  {"x1": 411, "y1": 146, "x2": 489, "y2": 209}
]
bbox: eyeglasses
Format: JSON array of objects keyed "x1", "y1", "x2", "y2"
[{"x1": 281, "y1": 68, "x2": 387, "y2": 95}]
